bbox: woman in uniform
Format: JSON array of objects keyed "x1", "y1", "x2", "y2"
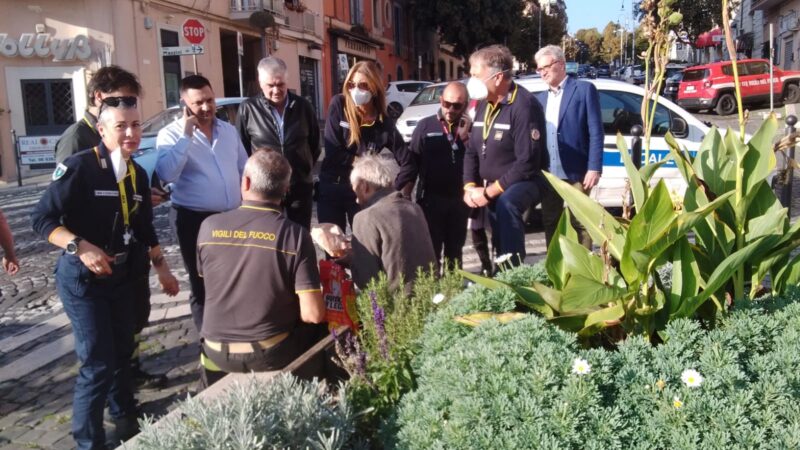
[
  {"x1": 31, "y1": 99, "x2": 179, "y2": 450},
  {"x1": 317, "y1": 61, "x2": 406, "y2": 234}
]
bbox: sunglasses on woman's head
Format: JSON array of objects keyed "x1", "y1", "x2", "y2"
[
  {"x1": 346, "y1": 81, "x2": 370, "y2": 91},
  {"x1": 101, "y1": 96, "x2": 138, "y2": 108}
]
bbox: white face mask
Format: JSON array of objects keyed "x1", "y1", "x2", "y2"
[
  {"x1": 109, "y1": 147, "x2": 127, "y2": 183},
  {"x1": 466, "y1": 71, "x2": 502, "y2": 101},
  {"x1": 350, "y1": 87, "x2": 373, "y2": 106}
]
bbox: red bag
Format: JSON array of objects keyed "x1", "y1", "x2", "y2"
[{"x1": 319, "y1": 260, "x2": 359, "y2": 331}]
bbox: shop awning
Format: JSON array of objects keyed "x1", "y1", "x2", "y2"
[{"x1": 696, "y1": 28, "x2": 723, "y2": 48}]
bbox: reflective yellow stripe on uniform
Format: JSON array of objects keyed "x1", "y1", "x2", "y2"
[{"x1": 200, "y1": 352, "x2": 222, "y2": 371}]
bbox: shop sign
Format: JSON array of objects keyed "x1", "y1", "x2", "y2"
[
  {"x1": 18, "y1": 135, "x2": 58, "y2": 165},
  {"x1": 0, "y1": 33, "x2": 92, "y2": 61},
  {"x1": 337, "y1": 37, "x2": 375, "y2": 59}
]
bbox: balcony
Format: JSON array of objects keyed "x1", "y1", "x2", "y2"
[
  {"x1": 229, "y1": 0, "x2": 285, "y2": 22},
  {"x1": 751, "y1": 0, "x2": 784, "y2": 12}
]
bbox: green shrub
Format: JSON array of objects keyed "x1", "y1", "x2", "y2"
[
  {"x1": 133, "y1": 373, "x2": 355, "y2": 450},
  {"x1": 395, "y1": 288, "x2": 800, "y2": 449}
]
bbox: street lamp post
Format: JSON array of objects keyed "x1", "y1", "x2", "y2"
[{"x1": 538, "y1": 4, "x2": 542, "y2": 50}]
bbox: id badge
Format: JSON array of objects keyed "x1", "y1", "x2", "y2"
[{"x1": 494, "y1": 130, "x2": 504, "y2": 141}]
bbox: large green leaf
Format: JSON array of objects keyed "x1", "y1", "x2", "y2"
[
  {"x1": 692, "y1": 127, "x2": 734, "y2": 196},
  {"x1": 560, "y1": 236, "x2": 606, "y2": 282},
  {"x1": 617, "y1": 133, "x2": 646, "y2": 212},
  {"x1": 549, "y1": 314, "x2": 588, "y2": 332},
  {"x1": 742, "y1": 116, "x2": 778, "y2": 205},
  {"x1": 578, "y1": 303, "x2": 625, "y2": 337},
  {"x1": 684, "y1": 181, "x2": 736, "y2": 257},
  {"x1": 668, "y1": 238, "x2": 700, "y2": 315},
  {"x1": 459, "y1": 270, "x2": 554, "y2": 318},
  {"x1": 640, "y1": 159, "x2": 669, "y2": 183},
  {"x1": 561, "y1": 274, "x2": 627, "y2": 311},
  {"x1": 676, "y1": 235, "x2": 778, "y2": 317},
  {"x1": 621, "y1": 181, "x2": 676, "y2": 282},
  {"x1": 545, "y1": 209, "x2": 578, "y2": 290},
  {"x1": 531, "y1": 281, "x2": 562, "y2": 312},
  {"x1": 544, "y1": 172, "x2": 627, "y2": 260},
  {"x1": 773, "y1": 252, "x2": 800, "y2": 294},
  {"x1": 666, "y1": 132, "x2": 696, "y2": 183}
]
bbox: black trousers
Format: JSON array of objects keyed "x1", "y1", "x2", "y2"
[
  {"x1": 316, "y1": 176, "x2": 360, "y2": 233},
  {"x1": 420, "y1": 194, "x2": 470, "y2": 269},
  {"x1": 170, "y1": 206, "x2": 218, "y2": 333},
  {"x1": 285, "y1": 182, "x2": 314, "y2": 229}
]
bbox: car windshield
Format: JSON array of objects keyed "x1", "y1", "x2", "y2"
[
  {"x1": 682, "y1": 69, "x2": 708, "y2": 82},
  {"x1": 409, "y1": 84, "x2": 447, "y2": 106},
  {"x1": 141, "y1": 107, "x2": 182, "y2": 136}
]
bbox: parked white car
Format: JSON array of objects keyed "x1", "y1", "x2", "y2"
[
  {"x1": 396, "y1": 78, "x2": 731, "y2": 208},
  {"x1": 385, "y1": 80, "x2": 432, "y2": 119}
]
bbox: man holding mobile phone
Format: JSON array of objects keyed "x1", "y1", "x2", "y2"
[
  {"x1": 395, "y1": 81, "x2": 472, "y2": 271},
  {"x1": 156, "y1": 75, "x2": 248, "y2": 335}
]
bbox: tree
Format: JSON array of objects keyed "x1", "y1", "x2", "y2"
[
  {"x1": 509, "y1": 5, "x2": 567, "y2": 68},
  {"x1": 635, "y1": 0, "x2": 722, "y2": 42},
  {"x1": 575, "y1": 28, "x2": 603, "y2": 64},
  {"x1": 412, "y1": 0, "x2": 526, "y2": 60},
  {"x1": 601, "y1": 22, "x2": 623, "y2": 65}
]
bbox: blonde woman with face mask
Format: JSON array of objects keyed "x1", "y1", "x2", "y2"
[{"x1": 317, "y1": 61, "x2": 406, "y2": 238}]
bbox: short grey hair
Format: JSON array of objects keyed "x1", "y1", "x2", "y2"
[
  {"x1": 535, "y1": 45, "x2": 565, "y2": 64},
  {"x1": 257, "y1": 57, "x2": 288, "y2": 77},
  {"x1": 245, "y1": 150, "x2": 292, "y2": 200},
  {"x1": 350, "y1": 155, "x2": 394, "y2": 189},
  {"x1": 469, "y1": 45, "x2": 513, "y2": 78},
  {"x1": 97, "y1": 104, "x2": 136, "y2": 125}
]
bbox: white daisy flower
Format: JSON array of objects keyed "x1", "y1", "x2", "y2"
[
  {"x1": 673, "y1": 396, "x2": 683, "y2": 409},
  {"x1": 681, "y1": 369, "x2": 703, "y2": 388},
  {"x1": 494, "y1": 253, "x2": 512, "y2": 264},
  {"x1": 432, "y1": 293, "x2": 445, "y2": 304},
  {"x1": 571, "y1": 357, "x2": 591, "y2": 376}
]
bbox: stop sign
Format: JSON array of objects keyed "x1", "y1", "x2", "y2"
[{"x1": 182, "y1": 19, "x2": 206, "y2": 45}]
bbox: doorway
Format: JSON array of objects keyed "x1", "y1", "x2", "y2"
[{"x1": 219, "y1": 29, "x2": 261, "y2": 97}]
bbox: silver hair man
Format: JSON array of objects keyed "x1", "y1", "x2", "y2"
[
  {"x1": 257, "y1": 56, "x2": 288, "y2": 77},
  {"x1": 534, "y1": 45, "x2": 565, "y2": 64},
  {"x1": 244, "y1": 150, "x2": 292, "y2": 200},
  {"x1": 350, "y1": 155, "x2": 394, "y2": 189}
]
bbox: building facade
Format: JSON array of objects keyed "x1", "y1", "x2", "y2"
[{"x1": 0, "y1": 0, "x2": 324, "y2": 181}]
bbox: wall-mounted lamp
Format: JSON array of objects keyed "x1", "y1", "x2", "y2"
[
  {"x1": 34, "y1": 23, "x2": 46, "y2": 34},
  {"x1": 144, "y1": 17, "x2": 153, "y2": 29}
]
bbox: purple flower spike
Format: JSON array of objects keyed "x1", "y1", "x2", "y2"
[{"x1": 370, "y1": 291, "x2": 389, "y2": 360}]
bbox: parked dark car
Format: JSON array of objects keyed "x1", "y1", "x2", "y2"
[
  {"x1": 597, "y1": 65, "x2": 611, "y2": 77},
  {"x1": 663, "y1": 71, "x2": 683, "y2": 101}
]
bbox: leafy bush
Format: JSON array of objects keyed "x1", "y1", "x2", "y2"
[
  {"x1": 133, "y1": 373, "x2": 355, "y2": 450},
  {"x1": 395, "y1": 288, "x2": 800, "y2": 449}
]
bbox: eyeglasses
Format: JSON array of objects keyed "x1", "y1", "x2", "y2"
[
  {"x1": 441, "y1": 100, "x2": 464, "y2": 110},
  {"x1": 536, "y1": 60, "x2": 561, "y2": 73},
  {"x1": 101, "y1": 96, "x2": 138, "y2": 108},
  {"x1": 346, "y1": 81, "x2": 370, "y2": 91}
]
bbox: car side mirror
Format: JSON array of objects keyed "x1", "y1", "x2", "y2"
[{"x1": 670, "y1": 117, "x2": 689, "y2": 138}]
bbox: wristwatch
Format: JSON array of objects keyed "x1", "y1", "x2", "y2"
[
  {"x1": 65, "y1": 237, "x2": 83, "y2": 255},
  {"x1": 483, "y1": 189, "x2": 493, "y2": 202}
]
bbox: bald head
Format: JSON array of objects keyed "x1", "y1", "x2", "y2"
[{"x1": 440, "y1": 81, "x2": 468, "y2": 123}]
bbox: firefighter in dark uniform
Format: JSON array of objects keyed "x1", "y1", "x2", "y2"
[
  {"x1": 196, "y1": 150, "x2": 325, "y2": 386},
  {"x1": 318, "y1": 60, "x2": 405, "y2": 235},
  {"x1": 396, "y1": 81, "x2": 472, "y2": 271},
  {"x1": 54, "y1": 66, "x2": 169, "y2": 390},
  {"x1": 463, "y1": 45, "x2": 547, "y2": 266},
  {"x1": 32, "y1": 104, "x2": 179, "y2": 450}
]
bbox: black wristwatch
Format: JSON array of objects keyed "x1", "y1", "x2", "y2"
[
  {"x1": 66, "y1": 237, "x2": 83, "y2": 255},
  {"x1": 483, "y1": 189, "x2": 493, "y2": 201}
]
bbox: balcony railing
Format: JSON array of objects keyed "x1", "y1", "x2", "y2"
[{"x1": 229, "y1": 0, "x2": 284, "y2": 15}]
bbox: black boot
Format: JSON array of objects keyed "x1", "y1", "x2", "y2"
[
  {"x1": 131, "y1": 359, "x2": 168, "y2": 390},
  {"x1": 471, "y1": 229, "x2": 493, "y2": 276}
]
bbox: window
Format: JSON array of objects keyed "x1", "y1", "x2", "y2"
[
  {"x1": 410, "y1": 84, "x2": 446, "y2": 106},
  {"x1": 160, "y1": 29, "x2": 182, "y2": 108},
  {"x1": 373, "y1": 0, "x2": 380, "y2": 28},
  {"x1": 599, "y1": 90, "x2": 671, "y2": 137},
  {"x1": 746, "y1": 61, "x2": 769, "y2": 75},
  {"x1": 393, "y1": 3, "x2": 402, "y2": 56},
  {"x1": 21, "y1": 79, "x2": 74, "y2": 135},
  {"x1": 682, "y1": 69, "x2": 708, "y2": 82},
  {"x1": 350, "y1": 0, "x2": 363, "y2": 25},
  {"x1": 396, "y1": 82, "x2": 426, "y2": 93},
  {"x1": 438, "y1": 60, "x2": 446, "y2": 81},
  {"x1": 721, "y1": 62, "x2": 749, "y2": 76}
]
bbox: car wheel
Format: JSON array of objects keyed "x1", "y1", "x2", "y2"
[
  {"x1": 388, "y1": 102, "x2": 403, "y2": 119},
  {"x1": 784, "y1": 83, "x2": 800, "y2": 104},
  {"x1": 715, "y1": 93, "x2": 736, "y2": 116}
]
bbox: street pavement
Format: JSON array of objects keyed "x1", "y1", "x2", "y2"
[{"x1": 0, "y1": 105, "x2": 798, "y2": 449}]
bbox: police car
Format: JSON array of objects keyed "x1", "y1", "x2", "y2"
[
  {"x1": 397, "y1": 78, "x2": 727, "y2": 208},
  {"x1": 132, "y1": 97, "x2": 246, "y2": 180}
]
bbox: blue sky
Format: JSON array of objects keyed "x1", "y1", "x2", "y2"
[{"x1": 565, "y1": 0, "x2": 638, "y2": 34}]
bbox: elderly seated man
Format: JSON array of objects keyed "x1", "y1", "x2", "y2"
[{"x1": 348, "y1": 155, "x2": 436, "y2": 292}]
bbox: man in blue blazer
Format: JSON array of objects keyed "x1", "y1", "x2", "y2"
[{"x1": 534, "y1": 45, "x2": 604, "y2": 249}]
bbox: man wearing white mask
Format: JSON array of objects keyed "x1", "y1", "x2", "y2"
[{"x1": 462, "y1": 45, "x2": 547, "y2": 269}]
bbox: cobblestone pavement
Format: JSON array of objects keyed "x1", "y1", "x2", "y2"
[{"x1": 1, "y1": 111, "x2": 797, "y2": 449}]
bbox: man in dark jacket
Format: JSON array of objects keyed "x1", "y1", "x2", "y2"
[{"x1": 236, "y1": 56, "x2": 320, "y2": 229}]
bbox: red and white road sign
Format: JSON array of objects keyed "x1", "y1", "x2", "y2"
[{"x1": 182, "y1": 19, "x2": 206, "y2": 45}]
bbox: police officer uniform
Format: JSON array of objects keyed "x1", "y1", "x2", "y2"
[
  {"x1": 196, "y1": 200, "x2": 321, "y2": 385},
  {"x1": 395, "y1": 110, "x2": 470, "y2": 268},
  {"x1": 54, "y1": 111, "x2": 101, "y2": 164},
  {"x1": 31, "y1": 143, "x2": 157, "y2": 449},
  {"x1": 318, "y1": 94, "x2": 405, "y2": 233},
  {"x1": 464, "y1": 81, "x2": 547, "y2": 261}
]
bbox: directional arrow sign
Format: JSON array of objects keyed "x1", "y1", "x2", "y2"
[{"x1": 160, "y1": 45, "x2": 204, "y2": 56}]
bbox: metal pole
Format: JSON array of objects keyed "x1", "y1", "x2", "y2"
[
  {"x1": 11, "y1": 129, "x2": 22, "y2": 187},
  {"x1": 631, "y1": 124, "x2": 643, "y2": 169},
  {"x1": 770, "y1": 23, "x2": 774, "y2": 112},
  {"x1": 192, "y1": 54, "x2": 198, "y2": 74},
  {"x1": 538, "y1": 6, "x2": 542, "y2": 50},
  {"x1": 620, "y1": 26, "x2": 623, "y2": 70},
  {"x1": 784, "y1": 115, "x2": 797, "y2": 215}
]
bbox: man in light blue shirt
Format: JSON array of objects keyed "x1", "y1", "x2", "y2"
[{"x1": 156, "y1": 74, "x2": 247, "y2": 332}]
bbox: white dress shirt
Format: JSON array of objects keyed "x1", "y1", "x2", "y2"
[{"x1": 545, "y1": 77, "x2": 568, "y2": 180}]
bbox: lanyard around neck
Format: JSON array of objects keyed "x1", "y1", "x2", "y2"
[{"x1": 94, "y1": 147, "x2": 138, "y2": 231}]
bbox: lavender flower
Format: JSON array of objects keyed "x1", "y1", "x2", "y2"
[
  {"x1": 348, "y1": 332, "x2": 367, "y2": 378},
  {"x1": 370, "y1": 291, "x2": 389, "y2": 360}
]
